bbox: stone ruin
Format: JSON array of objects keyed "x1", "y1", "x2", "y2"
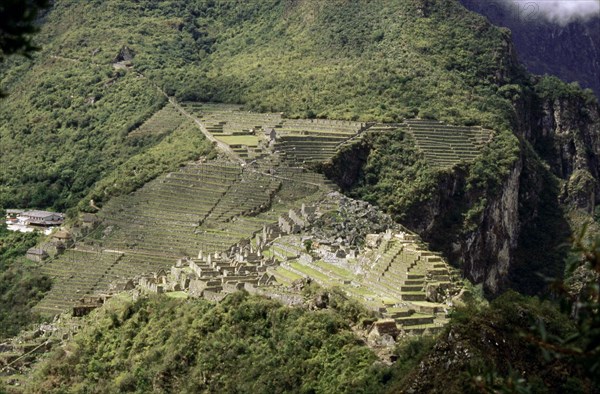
[
  {"x1": 97, "y1": 192, "x2": 462, "y2": 341},
  {"x1": 72, "y1": 294, "x2": 112, "y2": 317},
  {"x1": 116, "y1": 243, "x2": 278, "y2": 302}
]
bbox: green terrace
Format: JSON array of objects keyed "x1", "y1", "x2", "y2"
[
  {"x1": 403, "y1": 119, "x2": 494, "y2": 168},
  {"x1": 179, "y1": 102, "x2": 366, "y2": 164},
  {"x1": 30, "y1": 106, "x2": 479, "y2": 319},
  {"x1": 35, "y1": 158, "x2": 333, "y2": 313},
  {"x1": 127, "y1": 103, "x2": 186, "y2": 139},
  {"x1": 33, "y1": 249, "x2": 123, "y2": 316},
  {"x1": 183, "y1": 103, "x2": 496, "y2": 169},
  {"x1": 267, "y1": 234, "x2": 455, "y2": 335}
]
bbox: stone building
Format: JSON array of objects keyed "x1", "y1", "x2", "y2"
[{"x1": 26, "y1": 248, "x2": 48, "y2": 262}]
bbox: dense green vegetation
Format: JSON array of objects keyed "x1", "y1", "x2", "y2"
[
  {"x1": 0, "y1": 223, "x2": 50, "y2": 340},
  {"x1": 0, "y1": 0, "x2": 528, "y2": 213},
  {"x1": 328, "y1": 127, "x2": 521, "y2": 234},
  {"x1": 534, "y1": 75, "x2": 598, "y2": 104},
  {"x1": 0, "y1": 59, "x2": 166, "y2": 210},
  {"x1": 157, "y1": 0, "x2": 523, "y2": 127},
  {"x1": 23, "y1": 275, "x2": 597, "y2": 393},
  {"x1": 408, "y1": 291, "x2": 590, "y2": 393},
  {"x1": 28, "y1": 290, "x2": 386, "y2": 393},
  {"x1": 339, "y1": 130, "x2": 440, "y2": 222}
]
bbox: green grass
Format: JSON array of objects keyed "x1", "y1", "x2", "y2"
[
  {"x1": 270, "y1": 266, "x2": 303, "y2": 285},
  {"x1": 165, "y1": 291, "x2": 188, "y2": 299},
  {"x1": 312, "y1": 260, "x2": 354, "y2": 280},
  {"x1": 288, "y1": 262, "x2": 335, "y2": 285},
  {"x1": 216, "y1": 135, "x2": 260, "y2": 146},
  {"x1": 266, "y1": 246, "x2": 299, "y2": 260}
]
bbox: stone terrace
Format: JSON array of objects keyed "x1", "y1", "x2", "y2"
[
  {"x1": 33, "y1": 248, "x2": 123, "y2": 316},
  {"x1": 33, "y1": 159, "x2": 333, "y2": 315},
  {"x1": 183, "y1": 102, "x2": 494, "y2": 170},
  {"x1": 127, "y1": 103, "x2": 186, "y2": 139},
  {"x1": 31, "y1": 105, "x2": 487, "y2": 320},
  {"x1": 404, "y1": 119, "x2": 493, "y2": 167},
  {"x1": 181, "y1": 102, "x2": 367, "y2": 165},
  {"x1": 270, "y1": 230, "x2": 459, "y2": 336},
  {"x1": 273, "y1": 119, "x2": 366, "y2": 165}
]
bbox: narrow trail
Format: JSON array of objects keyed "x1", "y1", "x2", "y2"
[
  {"x1": 157, "y1": 90, "x2": 245, "y2": 165},
  {"x1": 46, "y1": 54, "x2": 335, "y2": 189}
]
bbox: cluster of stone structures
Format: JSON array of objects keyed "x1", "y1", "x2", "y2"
[
  {"x1": 31, "y1": 104, "x2": 476, "y2": 344},
  {"x1": 120, "y1": 247, "x2": 276, "y2": 301},
  {"x1": 101, "y1": 202, "x2": 321, "y2": 304},
  {"x1": 25, "y1": 229, "x2": 73, "y2": 263},
  {"x1": 81, "y1": 189, "x2": 460, "y2": 340},
  {"x1": 8, "y1": 209, "x2": 69, "y2": 267}
]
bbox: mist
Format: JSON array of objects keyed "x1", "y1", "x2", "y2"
[{"x1": 494, "y1": 0, "x2": 600, "y2": 25}]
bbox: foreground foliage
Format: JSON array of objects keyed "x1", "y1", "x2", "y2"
[
  {"x1": 29, "y1": 292, "x2": 386, "y2": 393},
  {"x1": 24, "y1": 272, "x2": 598, "y2": 393},
  {"x1": 388, "y1": 290, "x2": 594, "y2": 393},
  {"x1": 0, "y1": 223, "x2": 50, "y2": 340}
]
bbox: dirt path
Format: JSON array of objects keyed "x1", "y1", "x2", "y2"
[{"x1": 163, "y1": 94, "x2": 245, "y2": 164}]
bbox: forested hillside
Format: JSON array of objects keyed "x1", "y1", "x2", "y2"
[
  {"x1": 0, "y1": 1, "x2": 599, "y2": 392},
  {"x1": 23, "y1": 285, "x2": 596, "y2": 393},
  {"x1": 0, "y1": 0, "x2": 527, "y2": 212}
]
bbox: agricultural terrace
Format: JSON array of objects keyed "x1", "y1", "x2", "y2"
[{"x1": 32, "y1": 102, "x2": 493, "y2": 317}]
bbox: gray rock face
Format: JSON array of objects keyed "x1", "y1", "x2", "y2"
[
  {"x1": 460, "y1": 0, "x2": 600, "y2": 97},
  {"x1": 536, "y1": 97, "x2": 600, "y2": 213},
  {"x1": 310, "y1": 193, "x2": 402, "y2": 248}
]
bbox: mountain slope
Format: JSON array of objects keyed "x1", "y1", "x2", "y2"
[
  {"x1": 0, "y1": 1, "x2": 599, "y2": 392},
  {"x1": 460, "y1": 0, "x2": 600, "y2": 97},
  {"x1": 0, "y1": 0, "x2": 525, "y2": 211},
  {"x1": 1, "y1": 0, "x2": 598, "y2": 295}
]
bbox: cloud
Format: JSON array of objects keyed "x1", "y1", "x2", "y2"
[{"x1": 493, "y1": 0, "x2": 600, "y2": 25}]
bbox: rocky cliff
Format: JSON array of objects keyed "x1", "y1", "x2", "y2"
[
  {"x1": 526, "y1": 88, "x2": 600, "y2": 213},
  {"x1": 325, "y1": 85, "x2": 599, "y2": 295},
  {"x1": 460, "y1": 0, "x2": 600, "y2": 97},
  {"x1": 461, "y1": 83, "x2": 600, "y2": 293}
]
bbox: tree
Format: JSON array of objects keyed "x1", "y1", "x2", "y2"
[
  {"x1": 544, "y1": 230, "x2": 600, "y2": 385},
  {"x1": 0, "y1": 0, "x2": 49, "y2": 61}
]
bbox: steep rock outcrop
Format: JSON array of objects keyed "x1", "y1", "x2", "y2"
[
  {"x1": 460, "y1": 0, "x2": 600, "y2": 97},
  {"x1": 462, "y1": 158, "x2": 522, "y2": 291},
  {"x1": 324, "y1": 135, "x2": 526, "y2": 294},
  {"x1": 398, "y1": 152, "x2": 524, "y2": 294},
  {"x1": 318, "y1": 139, "x2": 370, "y2": 190},
  {"x1": 527, "y1": 94, "x2": 600, "y2": 213},
  {"x1": 324, "y1": 111, "x2": 582, "y2": 295}
]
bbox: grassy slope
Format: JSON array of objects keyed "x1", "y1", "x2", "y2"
[
  {"x1": 1, "y1": 0, "x2": 523, "y2": 212},
  {"x1": 0, "y1": 57, "x2": 164, "y2": 210}
]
